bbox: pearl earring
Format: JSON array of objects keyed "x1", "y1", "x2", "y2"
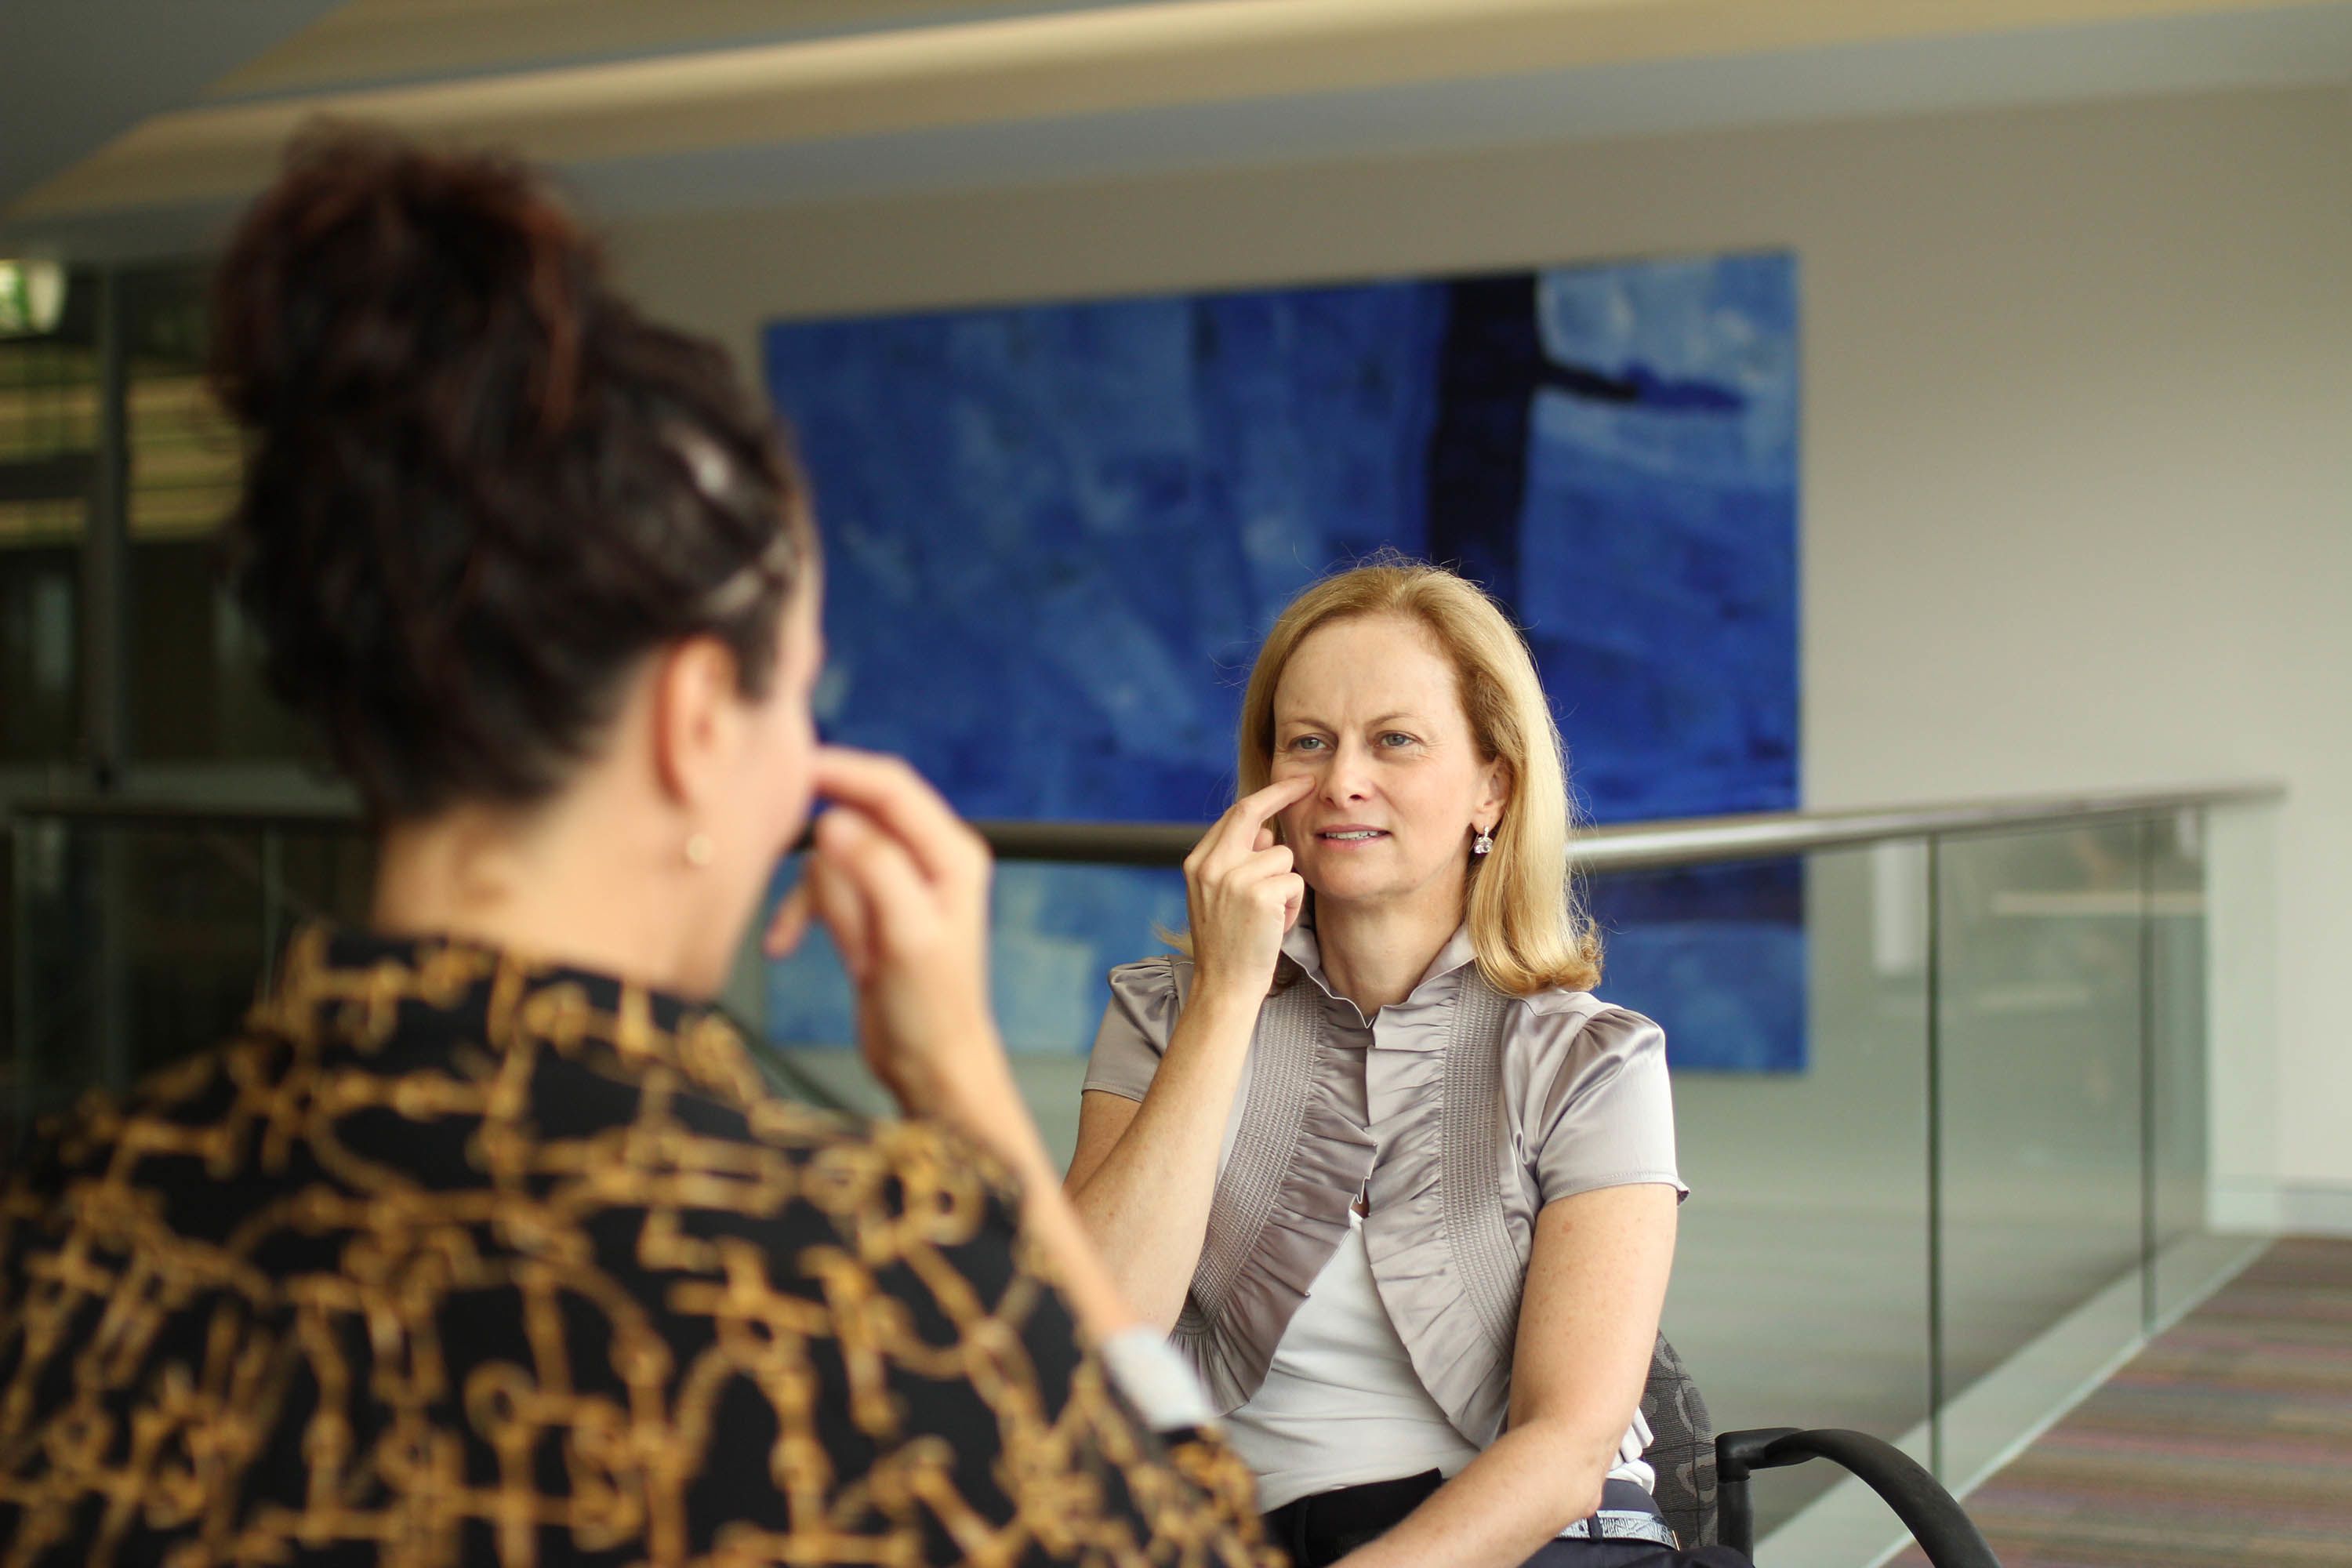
[
  {"x1": 1472, "y1": 826, "x2": 1494, "y2": 857},
  {"x1": 684, "y1": 832, "x2": 715, "y2": 868}
]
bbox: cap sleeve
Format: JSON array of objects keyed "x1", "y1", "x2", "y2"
[
  {"x1": 1523, "y1": 1004, "x2": 1687, "y2": 1206},
  {"x1": 1083, "y1": 955, "x2": 1188, "y2": 1103}
]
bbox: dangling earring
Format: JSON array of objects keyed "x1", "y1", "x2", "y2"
[
  {"x1": 1472, "y1": 826, "x2": 1494, "y2": 858},
  {"x1": 684, "y1": 832, "x2": 715, "y2": 868}
]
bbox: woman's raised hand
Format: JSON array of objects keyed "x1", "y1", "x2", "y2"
[
  {"x1": 1182, "y1": 775, "x2": 1315, "y2": 1003},
  {"x1": 768, "y1": 749, "x2": 1142, "y2": 1345},
  {"x1": 763, "y1": 746, "x2": 1006, "y2": 1118}
]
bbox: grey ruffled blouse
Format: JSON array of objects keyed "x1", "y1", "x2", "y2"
[{"x1": 1083, "y1": 921, "x2": 1686, "y2": 1447}]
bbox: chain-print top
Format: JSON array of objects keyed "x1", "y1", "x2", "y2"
[{"x1": 0, "y1": 926, "x2": 1276, "y2": 1568}]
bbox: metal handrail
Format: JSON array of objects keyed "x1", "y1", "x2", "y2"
[
  {"x1": 5, "y1": 779, "x2": 2285, "y2": 871},
  {"x1": 1565, "y1": 779, "x2": 2282, "y2": 872},
  {"x1": 2, "y1": 797, "x2": 360, "y2": 833}
]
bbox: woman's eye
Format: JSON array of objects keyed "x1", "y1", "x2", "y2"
[
  {"x1": 1378, "y1": 732, "x2": 1415, "y2": 749},
  {"x1": 1288, "y1": 735, "x2": 1327, "y2": 753}
]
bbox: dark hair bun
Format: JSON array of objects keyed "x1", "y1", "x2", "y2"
[
  {"x1": 210, "y1": 127, "x2": 593, "y2": 439},
  {"x1": 211, "y1": 126, "x2": 810, "y2": 819}
]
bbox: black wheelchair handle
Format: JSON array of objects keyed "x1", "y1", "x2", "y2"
[{"x1": 1715, "y1": 1426, "x2": 2003, "y2": 1568}]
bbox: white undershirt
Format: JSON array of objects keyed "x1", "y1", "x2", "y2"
[{"x1": 1223, "y1": 1210, "x2": 1653, "y2": 1515}]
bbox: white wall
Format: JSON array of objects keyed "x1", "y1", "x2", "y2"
[{"x1": 612, "y1": 83, "x2": 2352, "y2": 1203}]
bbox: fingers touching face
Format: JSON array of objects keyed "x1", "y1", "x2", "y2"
[{"x1": 1268, "y1": 613, "x2": 1502, "y2": 907}]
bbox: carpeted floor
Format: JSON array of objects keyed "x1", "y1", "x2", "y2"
[{"x1": 1893, "y1": 1236, "x2": 2352, "y2": 1568}]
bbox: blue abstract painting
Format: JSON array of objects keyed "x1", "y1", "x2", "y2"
[{"x1": 763, "y1": 252, "x2": 1803, "y2": 1071}]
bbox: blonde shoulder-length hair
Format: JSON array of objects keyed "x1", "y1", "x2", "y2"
[{"x1": 1238, "y1": 557, "x2": 1602, "y2": 996}]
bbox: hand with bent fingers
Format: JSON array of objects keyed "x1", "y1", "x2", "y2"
[
  {"x1": 1181, "y1": 775, "x2": 1315, "y2": 1005},
  {"x1": 766, "y1": 747, "x2": 1141, "y2": 1344},
  {"x1": 764, "y1": 746, "x2": 1006, "y2": 1120}
]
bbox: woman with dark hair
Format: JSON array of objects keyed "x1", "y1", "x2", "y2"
[{"x1": 0, "y1": 132, "x2": 1269, "y2": 1568}]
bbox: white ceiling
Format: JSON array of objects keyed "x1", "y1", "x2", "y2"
[
  {"x1": 202, "y1": 0, "x2": 1149, "y2": 100},
  {"x1": 5, "y1": 0, "x2": 2350, "y2": 262},
  {"x1": 0, "y1": 0, "x2": 345, "y2": 216}
]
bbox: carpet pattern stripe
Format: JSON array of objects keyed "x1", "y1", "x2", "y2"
[{"x1": 1889, "y1": 1236, "x2": 2352, "y2": 1568}]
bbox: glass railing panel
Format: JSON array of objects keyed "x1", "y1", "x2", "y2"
[
  {"x1": 1599, "y1": 846, "x2": 1933, "y2": 1538},
  {"x1": 116, "y1": 825, "x2": 276, "y2": 1083},
  {"x1": 5, "y1": 818, "x2": 321, "y2": 1134},
  {"x1": 260, "y1": 824, "x2": 376, "y2": 976},
  {"x1": 4, "y1": 818, "x2": 34, "y2": 1145},
  {"x1": 1, "y1": 822, "x2": 12, "y2": 1135},
  {"x1": 2200, "y1": 799, "x2": 2280, "y2": 1247},
  {"x1": 1933, "y1": 818, "x2": 2147, "y2": 1486},
  {"x1": 2147, "y1": 809, "x2": 2209, "y2": 1320},
  {"x1": 0, "y1": 786, "x2": 2282, "y2": 1553},
  {"x1": 9, "y1": 814, "x2": 108, "y2": 1131},
  {"x1": 762, "y1": 860, "x2": 1192, "y2": 1167}
]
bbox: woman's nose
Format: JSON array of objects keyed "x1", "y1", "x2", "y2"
[{"x1": 1322, "y1": 743, "x2": 1374, "y2": 800}]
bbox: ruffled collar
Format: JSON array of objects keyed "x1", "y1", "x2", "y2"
[{"x1": 1278, "y1": 915, "x2": 1479, "y2": 1025}]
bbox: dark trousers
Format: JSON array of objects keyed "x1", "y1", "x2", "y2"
[
  {"x1": 1261, "y1": 1471, "x2": 1751, "y2": 1568},
  {"x1": 1519, "y1": 1544, "x2": 1751, "y2": 1568}
]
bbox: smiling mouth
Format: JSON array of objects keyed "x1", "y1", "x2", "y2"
[{"x1": 1318, "y1": 830, "x2": 1388, "y2": 841}]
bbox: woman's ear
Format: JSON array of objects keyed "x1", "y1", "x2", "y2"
[
  {"x1": 1476, "y1": 757, "x2": 1514, "y2": 825},
  {"x1": 650, "y1": 637, "x2": 750, "y2": 810}
]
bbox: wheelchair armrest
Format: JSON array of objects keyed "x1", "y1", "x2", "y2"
[{"x1": 1714, "y1": 1426, "x2": 2003, "y2": 1567}]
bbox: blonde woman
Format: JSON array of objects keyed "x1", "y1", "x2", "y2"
[{"x1": 1068, "y1": 561, "x2": 1732, "y2": 1568}]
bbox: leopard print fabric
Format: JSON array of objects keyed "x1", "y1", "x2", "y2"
[{"x1": 0, "y1": 927, "x2": 1278, "y2": 1568}]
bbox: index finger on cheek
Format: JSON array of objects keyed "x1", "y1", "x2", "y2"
[{"x1": 1231, "y1": 773, "x2": 1314, "y2": 845}]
